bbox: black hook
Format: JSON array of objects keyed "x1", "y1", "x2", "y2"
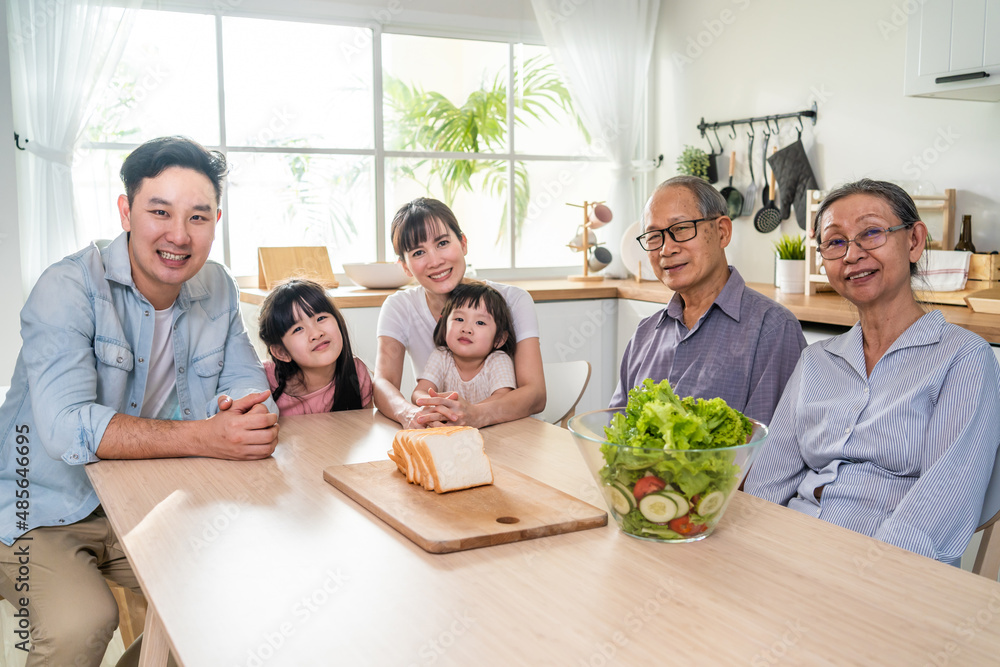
[
  {"x1": 653, "y1": 154, "x2": 663, "y2": 168},
  {"x1": 745, "y1": 121, "x2": 754, "y2": 139},
  {"x1": 769, "y1": 117, "x2": 780, "y2": 134},
  {"x1": 729, "y1": 122, "x2": 738, "y2": 140},
  {"x1": 712, "y1": 126, "x2": 723, "y2": 152},
  {"x1": 796, "y1": 115, "x2": 804, "y2": 140},
  {"x1": 705, "y1": 130, "x2": 716, "y2": 155},
  {"x1": 14, "y1": 133, "x2": 27, "y2": 150}
]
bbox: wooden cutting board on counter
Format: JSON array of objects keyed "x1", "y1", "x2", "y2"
[{"x1": 323, "y1": 460, "x2": 607, "y2": 553}]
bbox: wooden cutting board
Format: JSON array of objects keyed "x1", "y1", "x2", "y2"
[{"x1": 323, "y1": 460, "x2": 607, "y2": 553}]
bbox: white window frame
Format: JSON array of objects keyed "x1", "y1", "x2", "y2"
[{"x1": 79, "y1": 3, "x2": 648, "y2": 281}]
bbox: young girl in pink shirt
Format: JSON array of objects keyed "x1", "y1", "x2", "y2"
[{"x1": 258, "y1": 279, "x2": 372, "y2": 415}]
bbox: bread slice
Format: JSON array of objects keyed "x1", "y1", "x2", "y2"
[{"x1": 390, "y1": 426, "x2": 493, "y2": 494}]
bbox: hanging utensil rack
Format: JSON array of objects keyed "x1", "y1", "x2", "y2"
[{"x1": 696, "y1": 102, "x2": 817, "y2": 138}]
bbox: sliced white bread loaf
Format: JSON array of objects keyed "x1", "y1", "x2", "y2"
[{"x1": 387, "y1": 426, "x2": 493, "y2": 493}]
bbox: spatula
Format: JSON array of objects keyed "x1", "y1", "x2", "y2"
[{"x1": 741, "y1": 133, "x2": 756, "y2": 217}]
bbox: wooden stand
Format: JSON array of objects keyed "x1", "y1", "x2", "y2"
[{"x1": 566, "y1": 200, "x2": 605, "y2": 282}]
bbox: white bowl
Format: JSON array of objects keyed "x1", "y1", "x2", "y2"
[{"x1": 343, "y1": 262, "x2": 412, "y2": 289}]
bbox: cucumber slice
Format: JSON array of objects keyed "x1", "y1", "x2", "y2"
[
  {"x1": 638, "y1": 492, "x2": 680, "y2": 523},
  {"x1": 697, "y1": 491, "x2": 726, "y2": 516},
  {"x1": 607, "y1": 481, "x2": 637, "y2": 515},
  {"x1": 661, "y1": 491, "x2": 690, "y2": 516}
]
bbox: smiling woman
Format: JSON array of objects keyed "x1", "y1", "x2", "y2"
[
  {"x1": 373, "y1": 198, "x2": 545, "y2": 430},
  {"x1": 745, "y1": 179, "x2": 1000, "y2": 566}
]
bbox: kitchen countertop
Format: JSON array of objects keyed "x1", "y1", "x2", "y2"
[{"x1": 241, "y1": 278, "x2": 1000, "y2": 344}]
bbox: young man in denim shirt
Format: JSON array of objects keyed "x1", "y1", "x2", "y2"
[{"x1": 0, "y1": 137, "x2": 278, "y2": 666}]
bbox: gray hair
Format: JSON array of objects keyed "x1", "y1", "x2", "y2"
[
  {"x1": 816, "y1": 178, "x2": 923, "y2": 279},
  {"x1": 647, "y1": 175, "x2": 728, "y2": 220},
  {"x1": 815, "y1": 179, "x2": 919, "y2": 241}
]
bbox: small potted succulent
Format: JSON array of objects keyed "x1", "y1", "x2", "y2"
[{"x1": 773, "y1": 234, "x2": 806, "y2": 293}]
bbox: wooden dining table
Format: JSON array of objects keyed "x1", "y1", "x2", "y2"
[{"x1": 87, "y1": 410, "x2": 1000, "y2": 666}]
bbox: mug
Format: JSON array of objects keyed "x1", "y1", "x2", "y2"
[
  {"x1": 569, "y1": 230, "x2": 598, "y2": 249},
  {"x1": 588, "y1": 245, "x2": 612, "y2": 272},
  {"x1": 588, "y1": 203, "x2": 613, "y2": 229}
]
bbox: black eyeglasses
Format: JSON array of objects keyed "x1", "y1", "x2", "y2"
[
  {"x1": 636, "y1": 217, "x2": 717, "y2": 251},
  {"x1": 816, "y1": 223, "x2": 911, "y2": 260}
]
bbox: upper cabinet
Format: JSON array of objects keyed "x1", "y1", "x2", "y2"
[{"x1": 905, "y1": 0, "x2": 1000, "y2": 101}]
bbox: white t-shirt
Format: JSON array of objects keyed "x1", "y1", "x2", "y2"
[
  {"x1": 419, "y1": 349, "x2": 517, "y2": 404},
  {"x1": 141, "y1": 305, "x2": 179, "y2": 420},
  {"x1": 376, "y1": 280, "x2": 540, "y2": 375}
]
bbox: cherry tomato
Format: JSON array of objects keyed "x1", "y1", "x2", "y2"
[
  {"x1": 669, "y1": 515, "x2": 707, "y2": 536},
  {"x1": 632, "y1": 476, "x2": 667, "y2": 501}
]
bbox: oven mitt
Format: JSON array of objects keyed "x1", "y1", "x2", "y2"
[{"x1": 767, "y1": 139, "x2": 818, "y2": 230}]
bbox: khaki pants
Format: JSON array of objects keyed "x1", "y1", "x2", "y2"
[{"x1": 0, "y1": 507, "x2": 142, "y2": 667}]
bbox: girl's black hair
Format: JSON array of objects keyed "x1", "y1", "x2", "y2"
[
  {"x1": 258, "y1": 279, "x2": 364, "y2": 411},
  {"x1": 432, "y1": 281, "x2": 517, "y2": 358}
]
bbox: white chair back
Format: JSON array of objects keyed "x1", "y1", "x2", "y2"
[{"x1": 533, "y1": 361, "x2": 591, "y2": 428}]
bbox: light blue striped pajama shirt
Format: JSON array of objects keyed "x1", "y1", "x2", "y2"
[{"x1": 745, "y1": 310, "x2": 1000, "y2": 565}]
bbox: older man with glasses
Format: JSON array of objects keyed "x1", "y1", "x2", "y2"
[{"x1": 610, "y1": 175, "x2": 806, "y2": 424}]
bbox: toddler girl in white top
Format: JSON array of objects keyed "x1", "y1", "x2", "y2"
[{"x1": 414, "y1": 282, "x2": 517, "y2": 407}]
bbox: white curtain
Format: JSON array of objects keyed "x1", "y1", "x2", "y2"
[
  {"x1": 7, "y1": 0, "x2": 140, "y2": 294},
  {"x1": 531, "y1": 0, "x2": 660, "y2": 278}
]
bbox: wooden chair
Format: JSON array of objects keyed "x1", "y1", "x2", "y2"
[
  {"x1": 973, "y1": 447, "x2": 1000, "y2": 579},
  {"x1": 533, "y1": 361, "x2": 592, "y2": 429},
  {"x1": 0, "y1": 583, "x2": 146, "y2": 647}
]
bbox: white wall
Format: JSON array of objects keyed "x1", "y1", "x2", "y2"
[
  {"x1": 0, "y1": 0, "x2": 23, "y2": 382},
  {"x1": 652, "y1": 0, "x2": 1000, "y2": 284}
]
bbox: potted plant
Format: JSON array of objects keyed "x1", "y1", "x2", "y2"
[
  {"x1": 675, "y1": 146, "x2": 710, "y2": 181},
  {"x1": 774, "y1": 234, "x2": 806, "y2": 293}
]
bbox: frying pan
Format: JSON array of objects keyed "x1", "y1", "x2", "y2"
[
  {"x1": 754, "y1": 147, "x2": 781, "y2": 233},
  {"x1": 705, "y1": 131, "x2": 720, "y2": 184},
  {"x1": 719, "y1": 151, "x2": 743, "y2": 219},
  {"x1": 740, "y1": 131, "x2": 757, "y2": 216}
]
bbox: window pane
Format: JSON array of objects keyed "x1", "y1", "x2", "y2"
[
  {"x1": 386, "y1": 158, "x2": 509, "y2": 270},
  {"x1": 223, "y1": 18, "x2": 373, "y2": 149},
  {"x1": 383, "y1": 35, "x2": 508, "y2": 153},
  {"x1": 73, "y1": 149, "x2": 129, "y2": 244},
  {"x1": 226, "y1": 152, "x2": 375, "y2": 276},
  {"x1": 513, "y1": 45, "x2": 592, "y2": 156},
  {"x1": 517, "y1": 160, "x2": 616, "y2": 269},
  {"x1": 84, "y1": 11, "x2": 218, "y2": 145}
]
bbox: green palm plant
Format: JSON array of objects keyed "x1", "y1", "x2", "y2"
[{"x1": 383, "y1": 55, "x2": 585, "y2": 242}]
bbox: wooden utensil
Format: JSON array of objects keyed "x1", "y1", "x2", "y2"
[
  {"x1": 323, "y1": 460, "x2": 607, "y2": 553},
  {"x1": 719, "y1": 151, "x2": 743, "y2": 218}
]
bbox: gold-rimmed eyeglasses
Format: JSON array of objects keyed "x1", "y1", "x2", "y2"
[{"x1": 816, "y1": 223, "x2": 911, "y2": 260}]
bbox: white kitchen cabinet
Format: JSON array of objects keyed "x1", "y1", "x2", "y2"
[
  {"x1": 905, "y1": 0, "x2": 1000, "y2": 101},
  {"x1": 534, "y1": 299, "x2": 618, "y2": 415}
]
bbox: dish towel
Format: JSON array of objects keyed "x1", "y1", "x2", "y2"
[{"x1": 916, "y1": 250, "x2": 971, "y2": 292}]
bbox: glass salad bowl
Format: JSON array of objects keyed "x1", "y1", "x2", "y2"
[{"x1": 568, "y1": 408, "x2": 768, "y2": 543}]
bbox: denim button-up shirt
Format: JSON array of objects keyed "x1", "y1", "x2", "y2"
[{"x1": 0, "y1": 233, "x2": 274, "y2": 545}]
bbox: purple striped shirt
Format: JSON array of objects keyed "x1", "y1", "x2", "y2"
[
  {"x1": 745, "y1": 310, "x2": 1000, "y2": 565},
  {"x1": 611, "y1": 267, "x2": 805, "y2": 425}
]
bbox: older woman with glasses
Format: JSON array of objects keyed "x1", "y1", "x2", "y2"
[
  {"x1": 610, "y1": 175, "x2": 805, "y2": 424},
  {"x1": 745, "y1": 179, "x2": 1000, "y2": 565}
]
